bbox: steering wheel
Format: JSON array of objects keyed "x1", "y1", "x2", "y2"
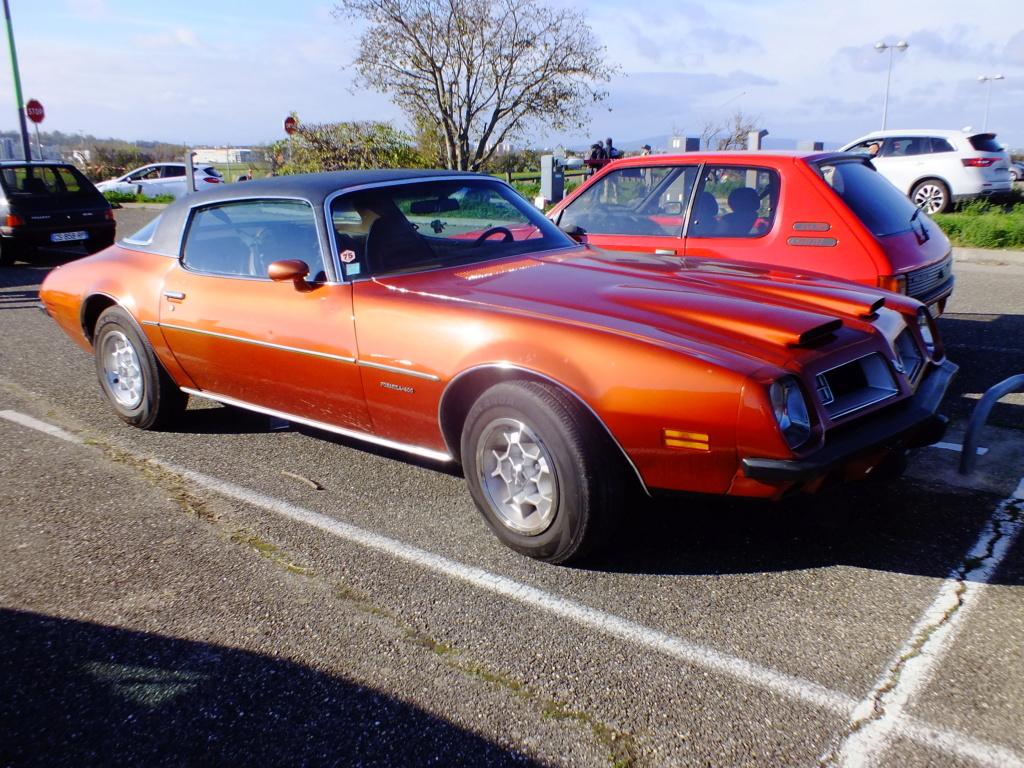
[{"x1": 472, "y1": 226, "x2": 514, "y2": 246}]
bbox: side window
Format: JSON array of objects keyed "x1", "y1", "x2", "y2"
[
  {"x1": 164, "y1": 166, "x2": 187, "y2": 178},
  {"x1": 930, "y1": 137, "x2": 955, "y2": 153},
  {"x1": 882, "y1": 137, "x2": 918, "y2": 157},
  {"x1": 556, "y1": 166, "x2": 695, "y2": 236},
  {"x1": 182, "y1": 200, "x2": 325, "y2": 280},
  {"x1": 687, "y1": 166, "x2": 779, "y2": 239}
]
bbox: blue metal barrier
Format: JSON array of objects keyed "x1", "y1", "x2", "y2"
[{"x1": 959, "y1": 374, "x2": 1024, "y2": 474}]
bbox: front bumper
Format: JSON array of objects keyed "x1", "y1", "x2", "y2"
[{"x1": 741, "y1": 357, "x2": 958, "y2": 483}]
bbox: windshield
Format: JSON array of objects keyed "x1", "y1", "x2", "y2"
[
  {"x1": 329, "y1": 177, "x2": 574, "y2": 279},
  {"x1": 814, "y1": 158, "x2": 920, "y2": 237}
]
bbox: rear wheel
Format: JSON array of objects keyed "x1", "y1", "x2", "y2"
[
  {"x1": 94, "y1": 306, "x2": 187, "y2": 429},
  {"x1": 461, "y1": 381, "x2": 623, "y2": 564},
  {"x1": 0, "y1": 240, "x2": 22, "y2": 267},
  {"x1": 911, "y1": 179, "x2": 950, "y2": 214}
]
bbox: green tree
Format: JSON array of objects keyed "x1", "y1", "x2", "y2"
[
  {"x1": 334, "y1": 0, "x2": 618, "y2": 172},
  {"x1": 272, "y1": 116, "x2": 427, "y2": 174}
]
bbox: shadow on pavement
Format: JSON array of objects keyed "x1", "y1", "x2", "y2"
[
  {"x1": 585, "y1": 474, "x2": 1022, "y2": 587},
  {"x1": 0, "y1": 608, "x2": 540, "y2": 768}
]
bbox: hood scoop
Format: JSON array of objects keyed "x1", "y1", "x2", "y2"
[{"x1": 610, "y1": 285, "x2": 844, "y2": 348}]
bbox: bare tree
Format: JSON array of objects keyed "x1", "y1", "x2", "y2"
[
  {"x1": 688, "y1": 111, "x2": 764, "y2": 151},
  {"x1": 334, "y1": 0, "x2": 618, "y2": 171}
]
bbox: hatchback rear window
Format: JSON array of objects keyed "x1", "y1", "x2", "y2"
[
  {"x1": 814, "y1": 159, "x2": 918, "y2": 237},
  {"x1": 0, "y1": 165, "x2": 93, "y2": 197},
  {"x1": 967, "y1": 133, "x2": 1004, "y2": 153}
]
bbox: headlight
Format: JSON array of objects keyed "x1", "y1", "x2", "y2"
[
  {"x1": 917, "y1": 307, "x2": 936, "y2": 357},
  {"x1": 770, "y1": 376, "x2": 812, "y2": 449}
]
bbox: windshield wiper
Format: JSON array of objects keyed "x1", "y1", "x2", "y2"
[{"x1": 910, "y1": 205, "x2": 930, "y2": 244}]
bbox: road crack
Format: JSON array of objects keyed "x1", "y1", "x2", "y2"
[{"x1": 822, "y1": 490, "x2": 1023, "y2": 767}]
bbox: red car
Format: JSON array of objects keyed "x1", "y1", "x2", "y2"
[
  {"x1": 549, "y1": 151, "x2": 954, "y2": 315},
  {"x1": 40, "y1": 170, "x2": 956, "y2": 564}
]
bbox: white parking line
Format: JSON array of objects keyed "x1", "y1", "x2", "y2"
[
  {"x1": 828, "y1": 478, "x2": 1024, "y2": 768},
  {"x1": 0, "y1": 410, "x2": 87, "y2": 444},
  {"x1": 4, "y1": 408, "x2": 1024, "y2": 767}
]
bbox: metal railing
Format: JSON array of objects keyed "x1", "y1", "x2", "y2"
[{"x1": 959, "y1": 373, "x2": 1024, "y2": 474}]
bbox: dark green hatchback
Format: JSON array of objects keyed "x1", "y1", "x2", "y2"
[{"x1": 0, "y1": 162, "x2": 116, "y2": 267}]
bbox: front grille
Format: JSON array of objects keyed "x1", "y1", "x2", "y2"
[
  {"x1": 906, "y1": 254, "x2": 953, "y2": 300},
  {"x1": 815, "y1": 353, "x2": 899, "y2": 420}
]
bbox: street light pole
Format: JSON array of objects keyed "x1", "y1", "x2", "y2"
[
  {"x1": 875, "y1": 40, "x2": 909, "y2": 131},
  {"x1": 2, "y1": 0, "x2": 32, "y2": 162},
  {"x1": 978, "y1": 74, "x2": 1004, "y2": 132}
]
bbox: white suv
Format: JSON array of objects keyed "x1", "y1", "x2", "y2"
[
  {"x1": 95, "y1": 163, "x2": 223, "y2": 199},
  {"x1": 841, "y1": 129, "x2": 1013, "y2": 214}
]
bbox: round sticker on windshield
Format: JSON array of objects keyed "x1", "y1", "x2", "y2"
[{"x1": 340, "y1": 249, "x2": 356, "y2": 263}]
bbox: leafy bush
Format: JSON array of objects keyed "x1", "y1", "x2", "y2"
[
  {"x1": 932, "y1": 193, "x2": 1024, "y2": 250},
  {"x1": 103, "y1": 190, "x2": 175, "y2": 205}
]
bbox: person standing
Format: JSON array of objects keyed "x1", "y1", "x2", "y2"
[{"x1": 605, "y1": 138, "x2": 619, "y2": 158}]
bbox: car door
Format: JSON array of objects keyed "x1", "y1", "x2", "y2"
[
  {"x1": 871, "y1": 136, "x2": 923, "y2": 194},
  {"x1": 158, "y1": 198, "x2": 372, "y2": 431},
  {"x1": 157, "y1": 164, "x2": 189, "y2": 198},
  {"x1": 682, "y1": 164, "x2": 783, "y2": 265},
  {"x1": 553, "y1": 164, "x2": 698, "y2": 255}
]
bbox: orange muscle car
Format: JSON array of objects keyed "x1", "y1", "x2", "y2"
[{"x1": 40, "y1": 170, "x2": 957, "y2": 563}]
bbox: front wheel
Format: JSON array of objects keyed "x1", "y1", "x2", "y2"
[
  {"x1": 94, "y1": 306, "x2": 187, "y2": 429},
  {"x1": 461, "y1": 381, "x2": 623, "y2": 564},
  {"x1": 911, "y1": 179, "x2": 950, "y2": 214}
]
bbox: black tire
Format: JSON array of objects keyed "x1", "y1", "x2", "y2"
[
  {"x1": 461, "y1": 381, "x2": 623, "y2": 564},
  {"x1": 93, "y1": 306, "x2": 187, "y2": 429},
  {"x1": 911, "y1": 179, "x2": 950, "y2": 214},
  {"x1": 0, "y1": 240, "x2": 21, "y2": 267},
  {"x1": 84, "y1": 236, "x2": 115, "y2": 255}
]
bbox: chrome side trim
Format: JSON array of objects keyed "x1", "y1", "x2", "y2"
[
  {"x1": 358, "y1": 360, "x2": 441, "y2": 381},
  {"x1": 180, "y1": 388, "x2": 453, "y2": 463},
  {"x1": 157, "y1": 323, "x2": 356, "y2": 363}
]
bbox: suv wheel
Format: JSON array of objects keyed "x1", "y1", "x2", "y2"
[{"x1": 911, "y1": 179, "x2": 950, "y2": 215}]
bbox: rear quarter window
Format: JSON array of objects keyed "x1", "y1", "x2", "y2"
[
  {"x1": 815, "y1": 160, "x2": 917, "y2": 237},
  {"x1": 968, "y1": 134, "x2": 1005, "y2": 153}
]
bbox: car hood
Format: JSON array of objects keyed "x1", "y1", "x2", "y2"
[{"x1": 377, "y1": 248, "x2": 900, "y2": 367}]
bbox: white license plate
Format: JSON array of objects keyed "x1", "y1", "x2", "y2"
[{"x1": 51, "y1": 231, "x2": 88, "y2": 243}]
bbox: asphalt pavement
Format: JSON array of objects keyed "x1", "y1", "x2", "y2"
[{"x1": 0, "y1": 206, "x2": 1021, "y2": 767}]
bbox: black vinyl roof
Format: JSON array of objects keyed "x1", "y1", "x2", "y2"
[{"x1": 142, "y1": 168, "x2": 487, "y2": 256}]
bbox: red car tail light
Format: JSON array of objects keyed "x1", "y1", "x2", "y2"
[
  {"x1": 5, "y1": 214, "x2": 25, "y2": 227},
  {"x1": 201, "y1": 177, "x2": 222, "y2": 183},
  {"x1": 878, "y1": 274, "x2": 908, "y2": 295},
  {"x1": 104, "y1": 209, "x2": 115, "y2": 220},
  {"x1": 962, "y1": 158, "x2": 997, "y2": 167}
]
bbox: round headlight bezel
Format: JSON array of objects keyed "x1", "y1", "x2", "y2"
[{"x1": 770, "y1": 376, "x2": 812, "y2": 449}]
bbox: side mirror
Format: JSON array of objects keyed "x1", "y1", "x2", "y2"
[
  {"x1": 559, "y1": 224, "x2": 587, "y2": 242},
  {"x1": 267, "y1": 259, "x2": 313, "y2": 291}
]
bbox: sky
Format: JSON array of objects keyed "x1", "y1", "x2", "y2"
[{"x1": 4, "y1": 0, "x2": 1023, "y2": 153}]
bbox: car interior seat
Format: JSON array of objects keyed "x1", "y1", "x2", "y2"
[
  {"x1": 688, "y1": 191, "x2": 720, "y2": 237},
  {"x1": 365, "y1": 216, "x2": 431, "y2": 275},
  {"x1": 717, "y1": 187, "x2": 760, "y2": 237}
]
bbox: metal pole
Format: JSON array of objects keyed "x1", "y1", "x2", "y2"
[
  {"x1": 983, "y1": 81, "x2": 992, "y2": 132},
  {"x1": 2, "y1": 0, "x2": 32, "y2": 162},
  {"x1": 882, "y1": 46, "x2": 894, "y2": 130}
]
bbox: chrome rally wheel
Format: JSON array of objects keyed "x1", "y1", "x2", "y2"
[
  {"x1": 461, "y1": 381, "x2": 624, "y2": 564},
  {"x1": 93, "y1": 306, "x2": 187, "y2": 430},
  {"x1": 99, "y1": 330, "x2": 144, "y2": 409},
  {"x1": 476, "y1": 417, "x2": 558, "y2": 536}
]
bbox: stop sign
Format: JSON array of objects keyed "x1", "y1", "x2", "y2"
[
  {"x1": 25, "y1": 99, "x2": 44, "y2": 124},
  {"x1": 284, "y1": 116, "x2": 298, "y2": 134}
]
